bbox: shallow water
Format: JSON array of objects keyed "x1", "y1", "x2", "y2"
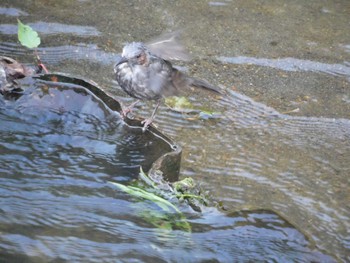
[
  {"x1": 0, "y1": 76, "x2": 336, "y2": 263},
  {"x1": 0, "y1": 0, "x2": 349, "y2": 262}
]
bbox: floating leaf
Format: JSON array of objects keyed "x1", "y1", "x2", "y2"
[
  {"x1": 17, "y1": 19, "x2": 41, "y2": 49},
  {"x1": 165, "y1": 96, "x2": 195, "y2": 113}
]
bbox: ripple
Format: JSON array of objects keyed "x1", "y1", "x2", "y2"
[
  {"x1": 0, "y1": 206, "x2": 336, "y2": 262},
  {"x1": 0, "y1": 42, "x2": 118, "y2": 66},
  {"x1": 0, "y1": 7, "x2": 28, "y2": 16},
  {"x1": 0, "y1": 79, "x2": 174, "y2": 182},
  {"x1": 218, "y1": 56, "x2": 350, "y2": 80},
  {"x1": 208, "y1": 2, "x2": 228, "y2": 6},
  {"x1": 0, "y1": 22, "x2": 100, "y2": 36},
  {"x1": 155, "y1": 87, "x2": 349, "y2": 261}
]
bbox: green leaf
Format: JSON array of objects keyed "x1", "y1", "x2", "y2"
[
  {"x1": 138, "y1": 167, "x2": 157, "y2": 188},
  {"x1": 165, "y1": 96, "x2": 222, "y2": 120},
  {"x1": 17, "y1": 19, "x2": 41, "y2": 49},
  {"x1": 109, "y1": 178, "x2": 193, "y2": 232},
  {"x1": 165, "y1": 96, "x2": 195, "y2": 113},
  {"x1": 139, "y1": 210, "x2": 191, "y2": 232},
  {"x1": 108, "y1": 181, "x2": 181, "y2": 213}
]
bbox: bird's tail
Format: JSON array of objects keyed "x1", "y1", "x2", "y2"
[
  {"x1": 190, "y1": 77, "x2": 222, "y2": 94},
  {"x1": 171, "y1": 68, "x2": 223, "y2": 95}
]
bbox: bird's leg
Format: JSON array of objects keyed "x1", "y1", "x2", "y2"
[
  {"x1": 141, "y1": 100, "x2": 161, "y2": 132},
  {"x1": 122, "y1": 99, "x2": 140, "y2": 118}
]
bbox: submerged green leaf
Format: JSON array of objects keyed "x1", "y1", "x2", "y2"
[
  {"x1": 165, "y1": 96, "x2": 195, "y2": 113},
  {"x1": 138, "y1": 167, "x2": 157, "y2": 188},
  {"x1": 139, "y1": 210, "x2": 191, "y2": 232},
  {"x1": 17, "y1": 19, "x2": 41, "y2": 49},
  {"x1": 165, "y1": 96, "x2": 222, "y2": 120},
  {"x1": 109, "y1": 181, "x2": 181, "y2": 213},
  {"x1": 109, "y1": 180, "x2": 192, "y2": 232}
]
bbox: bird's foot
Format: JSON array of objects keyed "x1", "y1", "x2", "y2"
[
  {"x1": 141, "y1": 118, "x2": 153, "y2": 132},
  {"x1": 121, "y1": 107, "x2": 132, "y2": 119},
  {"x1": 121, "y1": 100, "x2": 140, "y2": 119}
]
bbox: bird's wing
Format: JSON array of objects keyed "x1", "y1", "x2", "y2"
[{"x1": 146, "y1": 31, "x2": 191, "y2": 61}]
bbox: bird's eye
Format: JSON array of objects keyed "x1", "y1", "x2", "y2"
[{"x1": 136, "y1": 54, "x2": 142, "y2": 59}]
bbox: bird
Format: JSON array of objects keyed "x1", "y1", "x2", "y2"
[{"x1": 114, "y1": 35, "x2": 221, "y2": 131}]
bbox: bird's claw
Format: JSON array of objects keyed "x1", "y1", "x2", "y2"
[
  {"x1": 141, "y1": 118, "x2": 153, "y2": 132},
  {"x1": 121, "y1": 108, "x2": 132, "y2": 119},
  {"x1": 121, "y1": 100, "x2": 140, "y2": 119}
]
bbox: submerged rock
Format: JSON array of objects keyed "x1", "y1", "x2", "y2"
[{"x1": 0, "y1": 56, "x2": 35, "y2": 95}]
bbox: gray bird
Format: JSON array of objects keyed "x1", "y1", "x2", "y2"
[{"x1": 114, "y1": 36, "x2": 221, "y2": 131}]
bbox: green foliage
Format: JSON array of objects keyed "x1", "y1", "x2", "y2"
[
  {"x1": 109, "y1": 168, "x2": 216, "y2": 232},
  {"x1": 109, "y1": 180, "x2": 191, "y2": 232},
  {"x1": 17, "y1": 19, "x2": 41, "y2": 49},
  {"x1": 109, "y1": 181, "x2": 180, "y2": 213}
]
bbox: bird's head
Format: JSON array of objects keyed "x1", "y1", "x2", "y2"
[{"x1": 116, "y1": 42, "x2": 150, "y2": 67}]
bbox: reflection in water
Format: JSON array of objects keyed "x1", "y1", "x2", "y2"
[
  {"x1": 217, "y1": 56, "x2": 350, "y2": 80},
  {"x1": 0, "y1": 42, "x2": 116, "y2": 66},
  {"x1": 0, "y1": 7, "x2": 27, "y2": 16},
  {"x1": 0, "y1": 78, "x2": 172, "y2": 181},
  {"x1": 0, "y1": 22, "x2": 100, "y2": 36}
]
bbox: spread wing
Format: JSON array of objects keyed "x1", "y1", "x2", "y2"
[{"x1": 146, "y1": 31, "x2": 191, "y2": 61}]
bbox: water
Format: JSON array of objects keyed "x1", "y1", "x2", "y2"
[
  {"x1": 0, "y1": 77, "x2": 175, "y2": 180},
  {"x1": 1, "y1": 0, "x2": 349, "y2": 261},
  {"x1": 0, "y1": 76, "x2": 335, "y2": 262}
]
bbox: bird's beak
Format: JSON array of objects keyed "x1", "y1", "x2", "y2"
[{"x1": 115, "y1": 56, "x2": 128, "y2": 66}]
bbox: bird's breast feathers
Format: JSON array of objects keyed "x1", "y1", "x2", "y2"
[{"x1": 115, "y1": 57, "x2": 175, "y2": 100}]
